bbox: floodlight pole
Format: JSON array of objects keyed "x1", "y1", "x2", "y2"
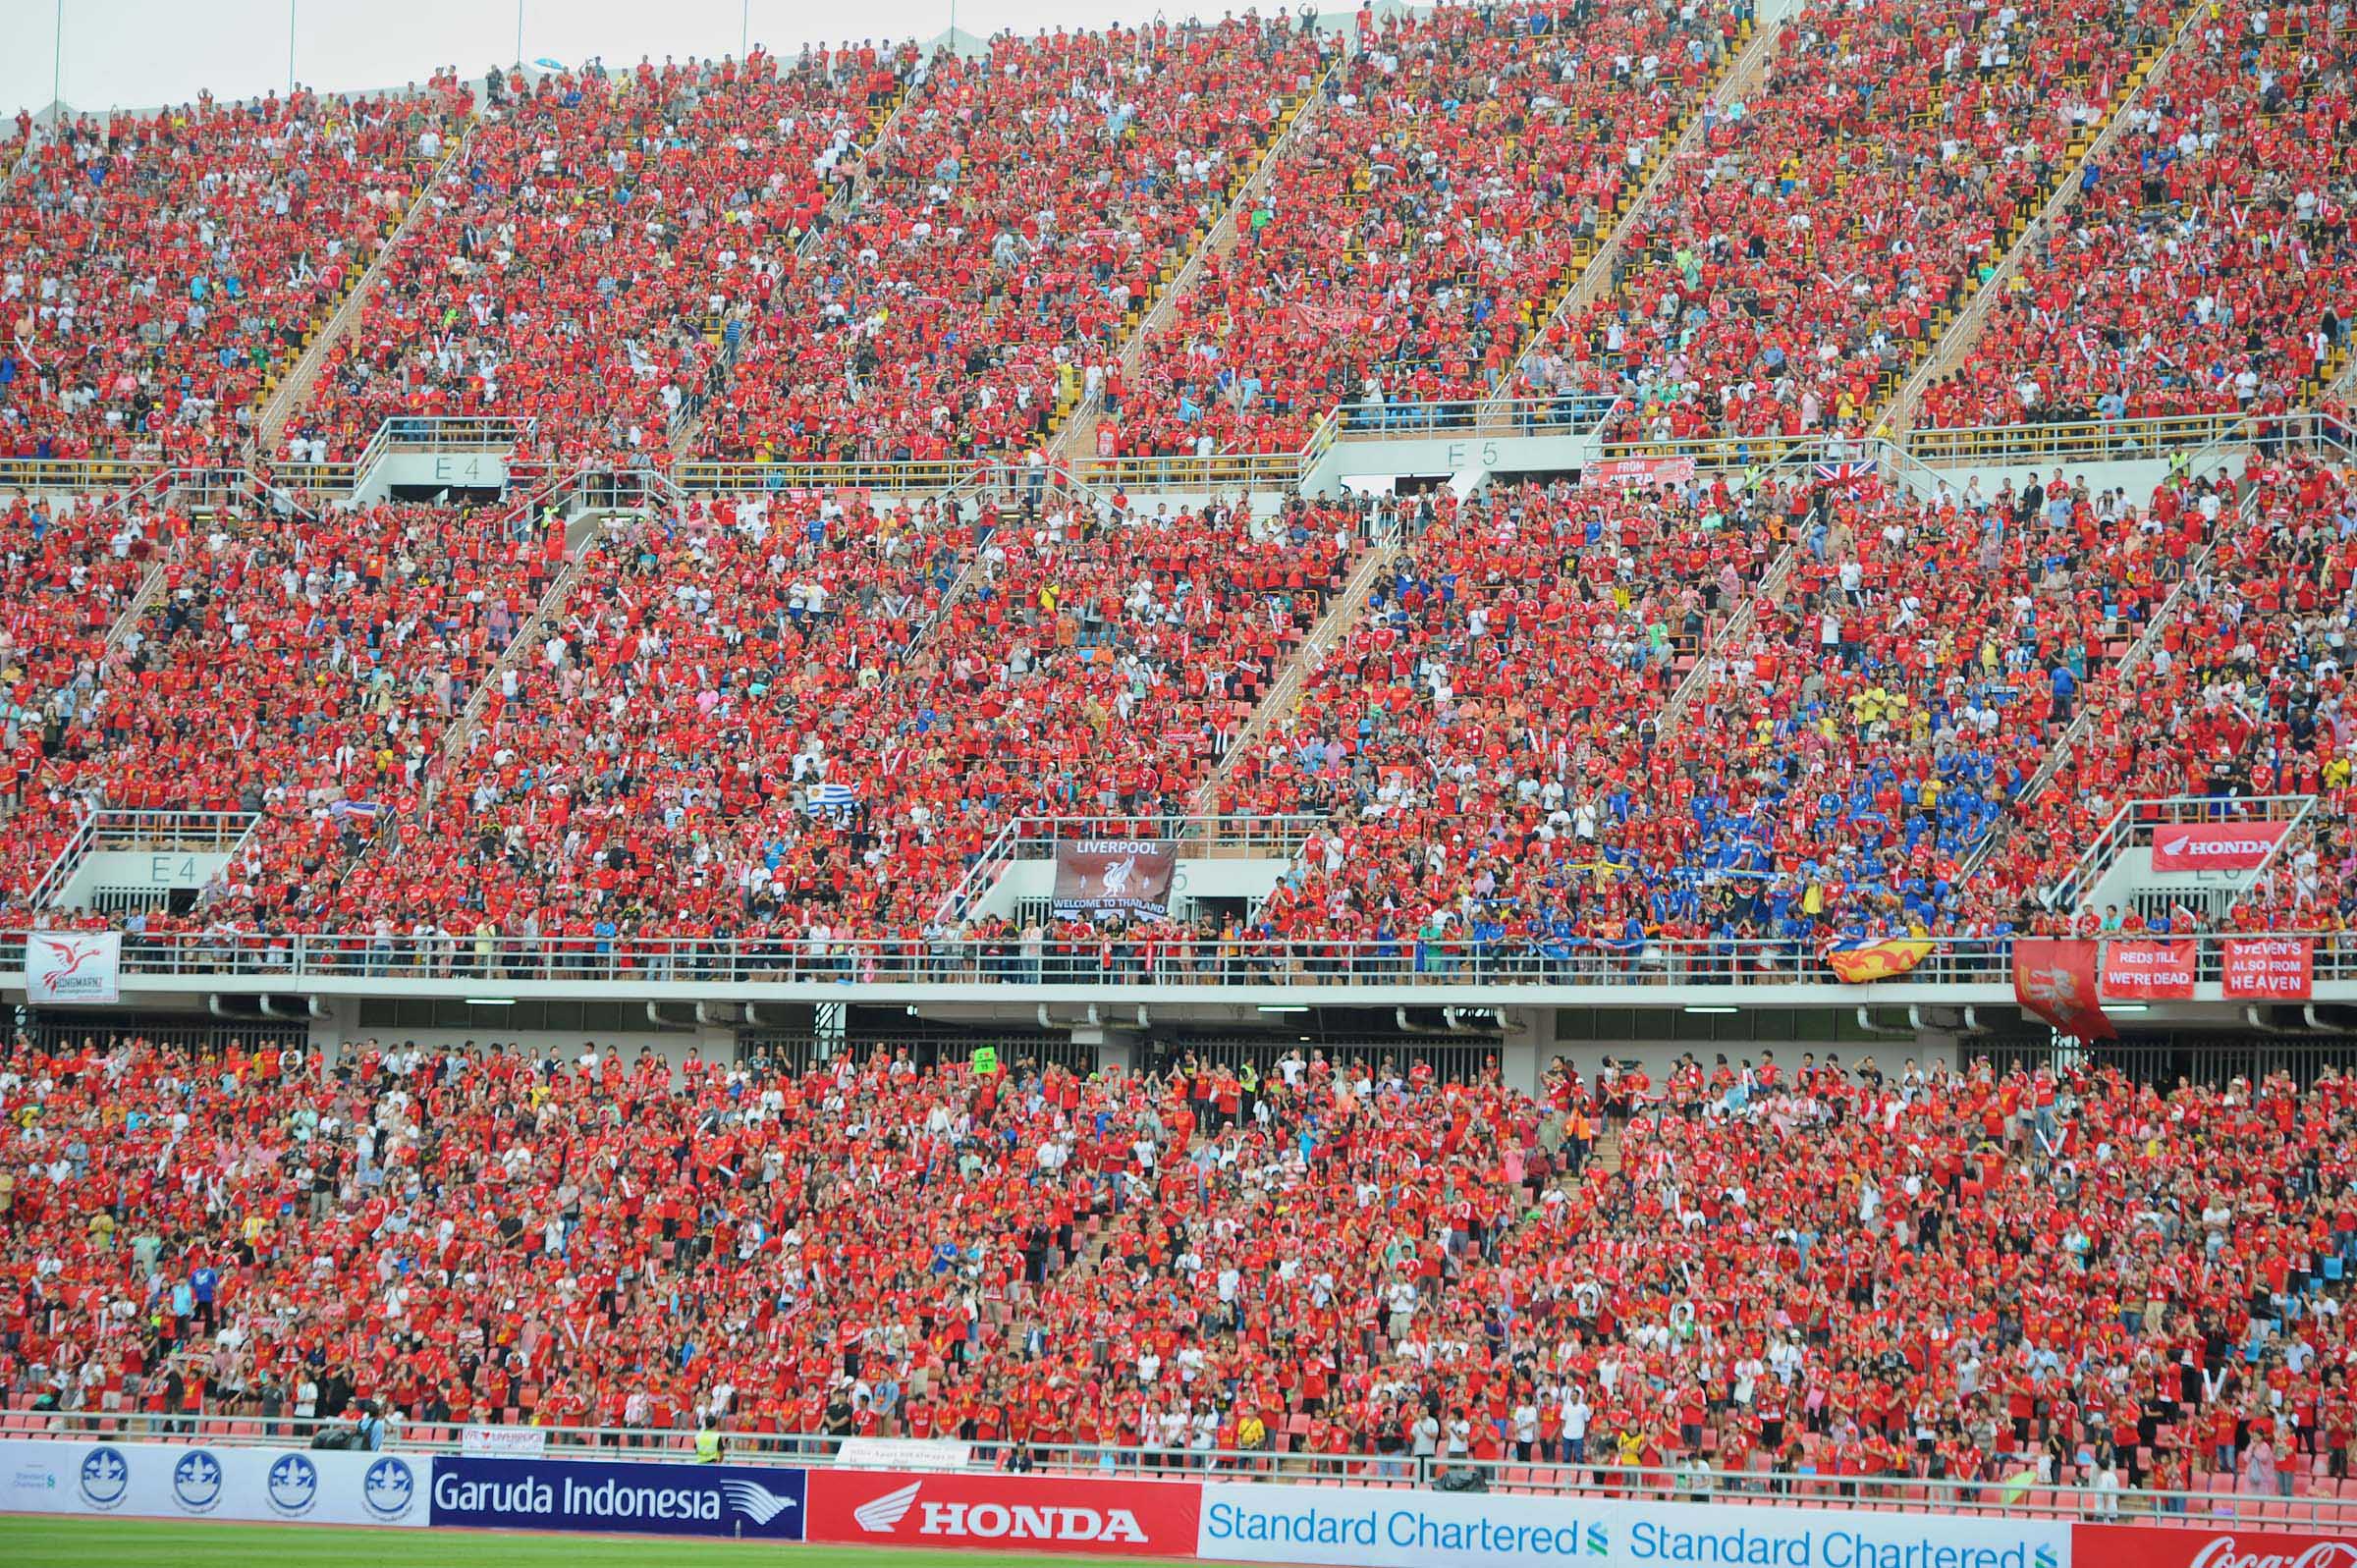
[
  {"x1": 741, "y1": 0, "x2": 749, "y2": 58},
  {"x1": 52, "y1": 0, "x2": 62, "y2": 120},
  {"x1": 516, "y1": 0, "x2": 524, "y2": 69},
  {"x1": 288, "y1": 0, "x2": 297, "y2": 95}
]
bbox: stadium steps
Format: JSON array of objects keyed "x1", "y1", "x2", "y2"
[
  {"x1": 667, "y1": 66, "x2": 923, "y2": 461},
  {"x1": 252, "y1": 122, "x2": 476, "y2": 457},
  {"x1": 1187, "y1": 530, "x2": 1401, "y2": 817},
  {"x1": 1952, "y1": 468, "x2": 2257, "y2": 893},
  {"x1": 1871, "y1": 0, "x2": 2214, "y2": 439},
  {"x1": 1045, "y1": 54, "x2": 1347, "y2": 464},
  {"x1": 1483, "y1": 9, "x2": 1786, "y2": 423}
]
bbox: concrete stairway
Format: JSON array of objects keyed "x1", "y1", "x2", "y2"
[
  {"x1": 1046, "y1": 57, "x2": 1346, "y2": 464},
  {"x1": 1873, "y1": 0, "x2": 2214, "y2": 438},
  {"x1": 253, "y1": 126, "x2": 473, "y2": 457},
  {"x1": 1187, "y1": 528, "x2": 1400, "y2": 815},
  {"x1": 1482, "y1": 9, "x2": 1791, "y2": 424}
]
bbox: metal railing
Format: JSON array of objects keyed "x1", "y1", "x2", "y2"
[
  {"x1": 1, "y1": 1413, "x2": 2348, "y2": 1528},
  {"x1": 1334, "y1": 394, "x2": 1620, "y2": 439},
  {"x1": 2048, "y1": 794, "x2": 2318, "y2": 916},
  {"x1": 1902, "y1": 411, "x2": 2253, "y2": 468},
  {"x1": 8, "y1": 928, "x2": 2355, "y2": 992}
]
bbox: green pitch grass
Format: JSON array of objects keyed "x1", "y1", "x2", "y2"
[{"x1": 0, "y1": 1517, "x2": 1204, "y2": 1568}]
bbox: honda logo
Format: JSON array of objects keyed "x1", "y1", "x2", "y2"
[{"x1": 851, "y1": 1481, "x2": 1149, "y2": 1545}]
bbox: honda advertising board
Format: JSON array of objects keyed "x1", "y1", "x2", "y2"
[
  {"x1": 428, "y1": 1454, "x2": 805, "y2": 1539},
  {"x1": 1198, "y1": 1486, "x2": 2069, "y2": 1568},
  {"x1": 2148, "y1": 821, "x2": 2290, "y2": 873},
  {"x1": 0, "y1": 1439, "x2": 424, "y2": 1526},
  {"x1": 2073, "y1": 1523, "x2": 2357, "y2": 1568},
  {"x1": 806, "y1": 1468, "x2": 1199, "y2": 1556}
]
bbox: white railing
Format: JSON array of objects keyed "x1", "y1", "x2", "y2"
[
  {"x1": 9, "y1": 928, "x2": 2356, "y2": 993},
  {"x1": 2047, "y1": 794, "x2": 2317, "y2": 915},
  {"x1": 0, "y1": 1413, "x2": 2349, "y2": 1527}
]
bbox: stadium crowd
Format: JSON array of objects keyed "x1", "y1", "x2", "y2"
[
  {"x1": 1100, "y1": 0, "x2": 1745, "y2": 458},
  {"x1": 697, "y1": 16, "x2": 1329, "y2": 464},
  {"x1": 2, "y1": 79, "x2": 468, "y2": 465},
  {"x1": 1, "y1": 1033, "x2": 2354, "y2": 1498},
  {"x1": 1531, "y1": 0, "x2": 2173, "y2": 446},
  {"x1": 283, "y1": 48, "x2": 906, "y2": 467},
  {"x1": 1918, "y1": 0, "x2": 2356, "y2": 429}
]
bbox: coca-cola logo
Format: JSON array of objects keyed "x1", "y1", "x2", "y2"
[{"x1": 2187, "y1": 1536, "x2": 2357, "y2": 1568}]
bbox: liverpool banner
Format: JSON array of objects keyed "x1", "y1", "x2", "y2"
[
  {"x1": 2012, "y1": 939, "x2": 2115, "y2": 1040},
  {"x1": 1053, "y1": 840, "x2": 1178, "y2": 920}
]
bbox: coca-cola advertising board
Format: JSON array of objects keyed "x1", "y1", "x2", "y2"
[{"x1": 2073, "y1": 1524, "x2": 2357, "y2": 1568}]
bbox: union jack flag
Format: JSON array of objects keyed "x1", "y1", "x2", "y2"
[{"x1": 1814, "y1": 460, "x2": 1880, "y2": 489}]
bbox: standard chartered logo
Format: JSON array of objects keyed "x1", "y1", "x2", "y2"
[{"x1": 1203, "y1": 1499, "x2": 1607, "y2": 1556}]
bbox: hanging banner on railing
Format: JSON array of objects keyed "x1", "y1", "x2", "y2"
[
  {"x1": 0, "y1": 1439, "x2": 425, "y2": 1526},
  {"x1": 806, "y1": 1469, "x2": 1198, "y2": 1556},
  {"x1": 1822, "y1": 936, "x2": 1936, "y2": 984},
  {"x1": 1583, "y1": 456, "x2": 1696, "y2": 488},
  {"x1": 23, "y1": 930, "x2": 122, "y2": 1005},
  {"x1": 1197, "y1": 1484, "x2": 2070, "y2": 1568},
  {"x1": 2221, "y1": 936, "x2": 2314, "y2": 1000},
  {"x1": 2149, "y1": 820, "x2": 2292, "y2": 873},
  {"x1": 2013, "y1": 939, "x2": 2115, "y2": 1039},
  {"x1": 1053, "y1": 839, "x2": 1178, "y2": 920},
  {"x1": 2100, "y1": 939, "x2": 2198, "y2": 1000}
]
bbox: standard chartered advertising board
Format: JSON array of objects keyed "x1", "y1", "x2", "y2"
[
  {"x1": 0, "y1": 1438, "x2": 2085, "y2": 1568},
  {"x1": 1194, "y1": 1484, "x2": 2072, "y2": 1568}
]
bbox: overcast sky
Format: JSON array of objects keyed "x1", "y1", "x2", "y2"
[{"x1": 0, "y1": 0, "x2": 1289, "y2": 115}]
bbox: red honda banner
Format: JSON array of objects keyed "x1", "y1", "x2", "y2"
[
  {"x1": 2149, "y1": 819, "x2": 2292, "y2": 872},
  {"x1": 1584, "y1": 456, "x2": 1696, "y2": 488},
  {"x1": 2100, "y1": 938, "x2": 2198, "y2": 999},
  {"x1": 2073, "y1": 1523, "x2": 2357, "y2": 1568},
  {"x1": 805, "y1": 1470, "x2": 1200, "y2": 1557},
  {"x1": 2013, "y1": 939, "x2": 2116, "y2": 1039},
  {"x1": 2222, "y1": 936, "x2": 2315, "y2": 1000}
]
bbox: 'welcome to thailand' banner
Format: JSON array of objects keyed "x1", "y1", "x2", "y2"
[{"x1": 1053, "y1": 839, "x2": 1178, "y2": 920}]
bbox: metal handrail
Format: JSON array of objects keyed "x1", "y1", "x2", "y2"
[
  {"x1": 0, "y1": 1413, "x2": 2346, "y2": 1526},
  {"x1": 6, "y1": 929, "x2": 2354, "y2": 992}
]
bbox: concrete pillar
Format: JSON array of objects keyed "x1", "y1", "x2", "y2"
[{"x1": 1498, "y1": 1006, "x2": 1554, "y2": 1097}]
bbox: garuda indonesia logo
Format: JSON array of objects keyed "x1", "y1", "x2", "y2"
[
  {"x1": 266, "y1": 1452, "x2": 319, "y2": 1515},
  {"x1": 172, "y1": 1449, "x2": 225, "y2": 1512},
  {"x1": 362, "y1": 1457, "x2": 415, "y2": 1519},
  {"x1": 78, "y1": 1447, "x2": 131, "y2": 1509}
]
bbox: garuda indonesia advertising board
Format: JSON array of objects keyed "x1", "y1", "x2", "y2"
[
  {"x1": 428, "y1": 1453, "x2": 806, "y2": 1540},
  {"x1": 0, "y1": 1439, "x2": 424, "y2": 1526}
]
